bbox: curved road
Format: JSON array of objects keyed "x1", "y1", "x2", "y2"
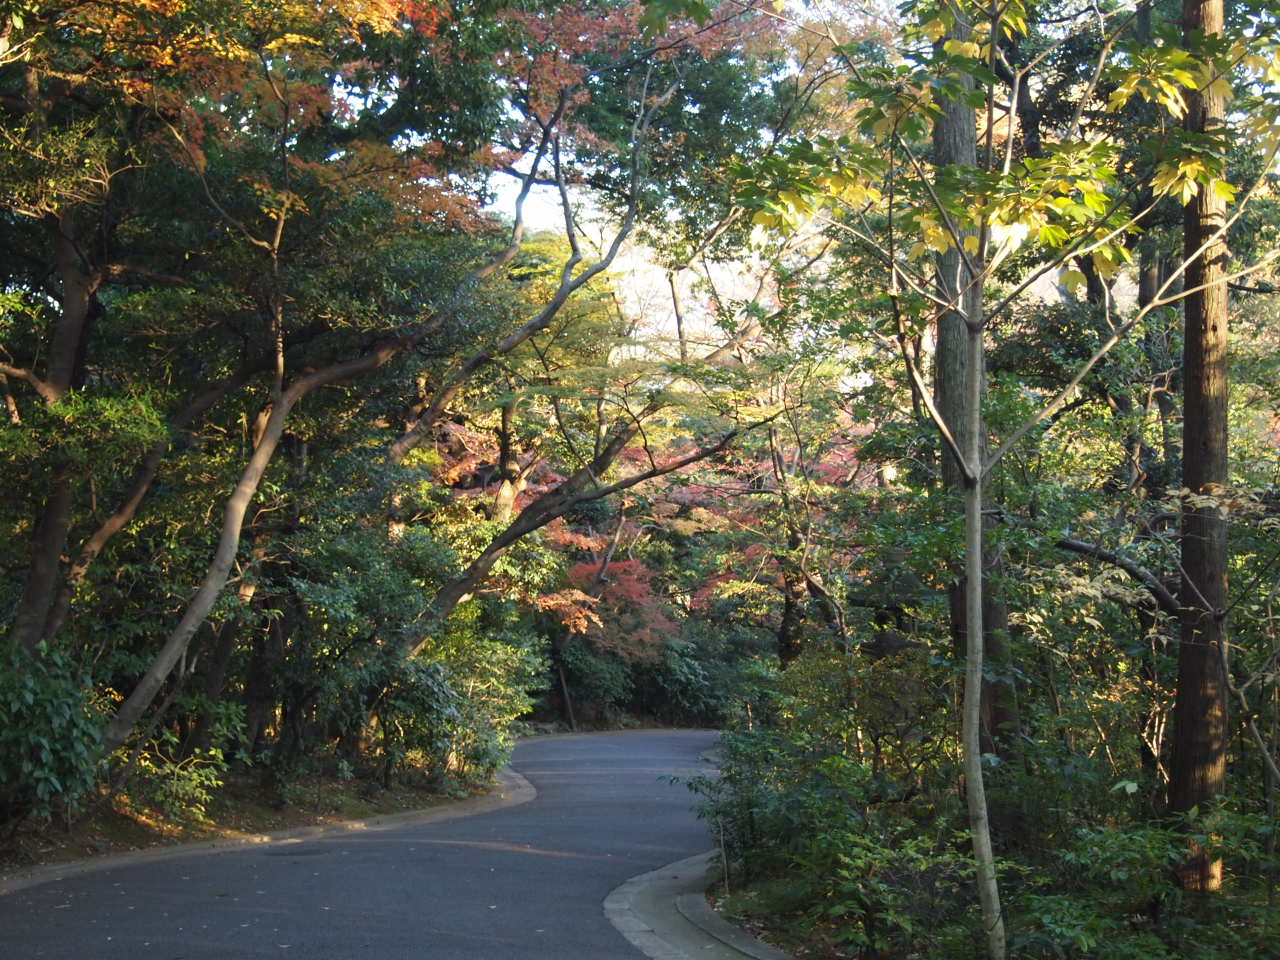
[{"x1": 1, "y1": 730, "x2": 717, "y2": 959}]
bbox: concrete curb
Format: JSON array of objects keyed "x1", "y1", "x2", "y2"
[
  {"x1": 0, "y1": 766, "x2": 536, "y2": 896},
  {"x1": 604, "y1": 850, "x2": 796, "y2": 960},
  {"x1": 675, "y1": 890, "x2": 795, "y2": 960},
  {"x1": 605, "y1": 852, "x2": 714, "y2": 960}
]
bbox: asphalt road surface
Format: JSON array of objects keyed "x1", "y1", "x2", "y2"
[{"x1": 1, "y1": 729, "x2": 718, "y2": 959}]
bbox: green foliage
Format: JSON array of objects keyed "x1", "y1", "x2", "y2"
[
  {"x1": 127, "y1": 714, "x2": 241, "y2": 824},
  {"x1": 0, "y1": 646, "x2": 103, "y2": 826},
  {"x1": 688, "y1": 724, "x2": 977, "y2": 958},
  {"x1": 561, "y1": 638, "x2": 633, "y2": 725},
  {"x1": 1013, "y1": 810, "x2": 1280, "y2": 960},
  {"x1": 434, "y1": 614, "x2": 549, "y2": 783},
  {"x1": 3, "y1": 14, "x2": 1280, "y2": 960},
  {"x1": 632, "y1": 640, "x2": 725, "y2": 726},
  {"x1": 371, "y1": 659, "x2": 460, "y2": 788}
]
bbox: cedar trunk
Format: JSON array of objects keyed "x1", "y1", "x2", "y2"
[{"x1": 1169, "y1": 0, "x2": 1229, "y2": 895}]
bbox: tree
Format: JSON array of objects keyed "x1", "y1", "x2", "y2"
[
  {"x1": 689, "y1": 0, "x2": 1280, "y2": 953},
  {"x1": 1168, "y1": 0, "x2": 1229, "y2": 896}
]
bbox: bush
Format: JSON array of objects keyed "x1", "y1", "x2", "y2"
[
  {"x1": 370, "y1": 659, "x2": 460, "y2": 788},
  {"x1": 561, "y1": 638, "x2": 633, "y2": 725},
  {"x1": 632, "y1": 641, "x2": 722, "y2": 725},
  {"x1": 0, "y1": 646, "x2": 103, "y2": 828},
  {"x1": 689, "y1": 728, "x2": 976, "y2": 958},
  {"x1": 438, "y1": 631, "x2": 545, "y2": 783},
  {"x1": 123, "y1": 701, "x2": 245, "y2": 822},
  {"x1": 1013, "y1": 813, "x2": 1280, "y2": 960}
]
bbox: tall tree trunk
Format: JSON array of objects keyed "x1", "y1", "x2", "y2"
[
  {"x1": 933, "y1": 43, "x2": 1019, "y2": 764},
  {"x1": 933, "y1": 9, "x2": 1006, "y2": 956},
  {"x1": 8, "y1": 472, "x2": 75, "y2": 651},
  {"x1": 770, "y1": 427, "x2": 814, "y2": 666},
  {"x1": 1169, "y1": 0, "x2": 1229, "y2": 896},
  {"x1": 963, "y1": 333, "x2": 1004, "y2": 960},
  {"x1": 7, "y1": 218, "x2": 102, "y2": 651}
]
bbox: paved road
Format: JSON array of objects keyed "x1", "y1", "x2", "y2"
[{"x1": 1, "y1": 730, "x2": 718, "y2": 959}]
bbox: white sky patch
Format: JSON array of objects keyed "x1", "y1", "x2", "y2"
[{"x1": 486, "y1": 169, "x2": 567, "y2": 231}]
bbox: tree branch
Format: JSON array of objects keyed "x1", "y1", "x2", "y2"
[{"x1": 1056, "y1": 536, "x2": 1180, "y2": 616}]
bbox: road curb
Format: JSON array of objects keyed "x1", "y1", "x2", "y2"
[
  {"x1": 675, "y1": 890, "x2": 795, "y2": 960},
  {"x1": 605, "y1": 850, "x2": 796, "y2": 960},
  {"x1": 0, "y1": 766, "x2": 536, "y2": 896}
]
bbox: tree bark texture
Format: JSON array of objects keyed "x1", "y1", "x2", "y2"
[
  {"x1": 492, "y1": 399, "x2": 530, "y2": 524},
  {"x1": 1169, "y1": 0, "x2": 1229, "y2": 896}
]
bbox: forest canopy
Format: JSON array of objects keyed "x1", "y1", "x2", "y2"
[{"x1": 2, "y1": 0, "x2": 1280, "y2": 956}]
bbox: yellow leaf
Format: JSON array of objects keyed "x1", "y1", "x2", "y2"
[
  {"x1": 264, "y1": 33, "x2": 323, "y2": 52},
  {"x1": 923, "y1": 18, "x2": 948, "y2": 42},
  {"x1": 1205, "y1": 74, "x2": 1232, "y2": 101},
  {"x1": 1092, "y1": 251, "x2": 1120, "y2": 279},
  {"x1": 943, "y1": 39, "x2": 981, "y2": 59},
  {"x1": 1061, "y1": 269, "x2": 1086, "y2": 294},
  {"x1": 1210, "y1": 179, "x2": 1238, "y2": 203}
]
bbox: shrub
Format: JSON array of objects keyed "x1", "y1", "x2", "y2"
[
  {"x1": 561, "y1": 638, "x2": 633, "y2": 725},
  {"x1": 370, "y1": 659, "x2": 460, "y2": 788},
  {"x1": 0, "y1": 646, "x2": 103, "y2": 828}
]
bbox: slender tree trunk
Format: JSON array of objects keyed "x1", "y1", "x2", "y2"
[
  {"x1": 770, "y1": 427, "x2": 813, "y2": 666},
  {"x1": 963, "y1": 322, "x2": 1004, "y2": 959},
  {"x1": 933, "y1": 9, "x2": 1005, "y2": 955},
  {"x1": 932, "y1": 40, "x2": 1019, "y2": 762},
  {"x1": 557, "y1": 659, "x2": 578, "y2": 732},
  {"x1": 1169, "y1": 0, "x2": 1229, "y2": 896}
]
